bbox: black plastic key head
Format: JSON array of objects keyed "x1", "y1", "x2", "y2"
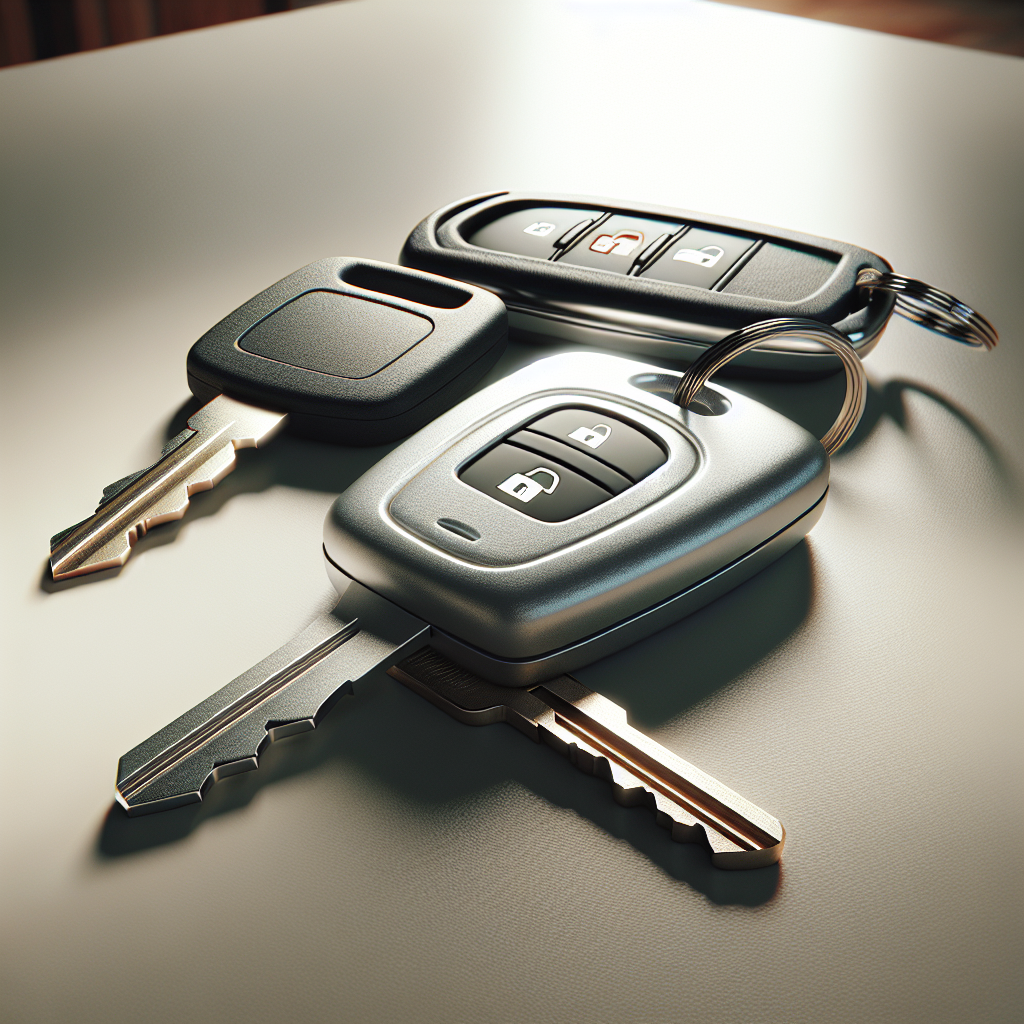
[{"x1": 186, "y1": 258, "x2": 508, "y2": 444}]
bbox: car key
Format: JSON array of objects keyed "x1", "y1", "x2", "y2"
[
  {"x1": 389, "y1": 648, "x2": 784, "y2": 870},
  {"x1": 400, "y1": 191, "x2": 996, "y2": 376},
  {"x1": 49, "y1": 258, "x2": 506, "y2": 580},
  {"x1": 113, "y1": 347, "x2": 854, "y2": 866}
]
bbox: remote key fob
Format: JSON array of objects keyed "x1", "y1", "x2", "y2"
[
  {"x1": 400, "y1": 192, "x2": 895, "y2": 377},
  {"x1": 324, "y1": 349, "x2": 829, "y2": 685}
]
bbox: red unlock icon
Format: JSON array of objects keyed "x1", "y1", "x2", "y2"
[{"x1": 589, "y1": 230, "x2": 643, "y2": 256}]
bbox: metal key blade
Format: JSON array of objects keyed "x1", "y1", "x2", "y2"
[
  {"x1": 390, "y1": 650, "x2": 784, "y2": 869},
  {"x1": 116, "y1": 581, "x2": 429, "y2": 815},
  {"x1": 50, "y1": 394, "x2": 286, "y2": 580}
]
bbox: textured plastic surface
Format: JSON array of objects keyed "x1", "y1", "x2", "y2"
[
  {"x1": 187, "y1": 257, "x2": 507, "y2": 444},
  {"x1": 400, "y1": 192, "x2": 895, "y2": 376},
  {"x1": 323, "y1": 351, "x2": 828, "y2": 681}
]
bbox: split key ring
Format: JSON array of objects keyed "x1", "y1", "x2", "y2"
[{"x1": 674, "y1": 318, "x2": 868, "y2": 456}]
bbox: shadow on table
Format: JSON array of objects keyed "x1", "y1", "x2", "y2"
[
  {"x1": 94, "y1": 541, "x2": 813, "y2": 906},
  {"x1": 729, "y1": 371, "x2": 1019, "y2": 503}
]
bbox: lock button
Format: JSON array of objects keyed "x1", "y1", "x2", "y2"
[
  {"x1": 526, "y1": 408, "x2": 667, "y2": 482},
  {"x1": 639, "y1": 226, "x2": 757, "y2": 289},
  {"x1": 459, "y1": 443, "x2": 611, "y2": 522}
]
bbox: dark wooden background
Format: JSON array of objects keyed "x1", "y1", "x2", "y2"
[
  {"x1": 2, "y1": 0, "x2": 1024, "y2": 68},
  {"x1": 0, "y1": 0, "x2": 331, "y2": 65}
]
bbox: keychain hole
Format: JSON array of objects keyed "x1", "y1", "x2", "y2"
[
  {"x1": 630, "y1": 373, "x2": 731, "y2": 416},
  {"x1": 341, "y1": 264, "x2": 472, "y2": 309}
]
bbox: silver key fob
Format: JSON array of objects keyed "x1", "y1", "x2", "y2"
[{"x1": 324, "y1": 350, "x2": 828, "y2": 686}]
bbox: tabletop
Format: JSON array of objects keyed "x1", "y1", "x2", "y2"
[{"x1": 1, "y1": 2, "x2": 1022, "y2": 1022}]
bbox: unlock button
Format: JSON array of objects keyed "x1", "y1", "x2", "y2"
[{"x1": 460, "y1": 444, "x2": 610, "y2": 522}]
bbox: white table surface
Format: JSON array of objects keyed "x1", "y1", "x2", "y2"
[{"x1": 2, "y1": 2, "x2": 1021, "y2": 1022}]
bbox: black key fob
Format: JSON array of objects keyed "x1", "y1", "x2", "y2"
[
  {"x1": 186, "y1": 258, "x2": 508, "y2": 444},
  {"x1": 400, "y1": 192, "x2": 896, "y2": 378}
]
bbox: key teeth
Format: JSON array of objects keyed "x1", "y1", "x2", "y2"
[
  {"x1": 96, "y1": 429, "x2": 195, "y2": 510},
  {"x1": 50, "y1": 518, "x2": 91, "y2": 549},
  {"x1": 49, "y1": 448, "x2": 233, "y2": 579},
  {"x1": 181, "y1": 443, "x2": 238, "y2": 494},
  {"x1": 556, "y1": 734, "x2": 783, "y2": 869},
  {"x1": 48, "y1": 394, "x2": 287, "y2": 581},
  {"x1": 115, "y1": 696, "x2": 351, "y2": 816}
]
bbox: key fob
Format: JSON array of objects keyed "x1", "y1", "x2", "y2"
[
  {"x1": 323, "y1": 350, "x2": 828, "y2": 686},
  {"x1": 400, "y1": 192, "x2": 895, "y2": 378},
  {"x1": 186, "y1": 258, "x2": 508, "y2": 444}
]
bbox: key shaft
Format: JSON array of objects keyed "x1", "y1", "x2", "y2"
[
  {"x1": 50, "y1": 395, "x2": 286, "y2": 580},
  {"x1": 116, "y1": 581, "x2": 429, "y2": 815},
  {"x1": 390, "y1": 649, "x2": 784, "y2": 869}
]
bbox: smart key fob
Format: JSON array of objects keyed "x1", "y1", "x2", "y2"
[
  {"x1": 323, "y1": 350, "x2": 828, "y2": 686},
  {"x1": 400, "y1": 192, "x2": 896, "y2": 378}
]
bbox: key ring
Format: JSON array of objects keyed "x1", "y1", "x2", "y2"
[
  {"x1": 856, "y1": 268, "x2": 998, "y2": 350},
  {"x1": 674, "y1": 318, "x2": 868, "y2": 456}
]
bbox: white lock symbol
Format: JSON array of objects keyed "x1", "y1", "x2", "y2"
[
  {"x1": 673, "y1": 245, "x2": 725, "y2": 268},
  {"x1": 568, "y1": 422, "x2": 612, "y2": 449},
  {"x1": 497, "y1": 467, "x2": 561, "y2": 503}
]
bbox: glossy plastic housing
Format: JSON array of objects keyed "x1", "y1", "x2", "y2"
[
  {"x1": 400, "y1": 192, "x2": 896, "y2": 378},
  {"x1": 187, "y1": 257, "x2": 508, "y2": 444},
  {"x1": 323, "y1": 352, "x2": 829, "y2": 686}
]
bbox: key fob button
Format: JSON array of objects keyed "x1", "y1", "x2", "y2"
[
  {"x1": 507, "y1": 430, "x2": 631, "y2": 494},
  {"x1": 639, "y1": 226, "x2": 757, "y2": 289},
  {"x1": 557, "y1": 214, "x2": 680, "y2": 274},
  {"x1": 720, "y1": 241, "x2": 840, "y2": 301},
  {"x1": 459, "y1": 444, "x2": 611, "y2": 522},
  {"x1": 466, "y1": 206, "x2": 602, "y2": 260},
  {"x1": 526, "y1": 408, "x2": 667, "y2": 482}
]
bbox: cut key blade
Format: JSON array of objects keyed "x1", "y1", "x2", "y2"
[
  {"x1": 390, "y1": 649, "x2": 785, "y2": 869},
  {"x1": 115, "y1": 581, "x2": 430, "y2": 815},
  {"x1": 49, "y1": 394, "x2": 286, "y2": 580},
  {"x1": 534, "y1": 675, "x2": 785, "y2": 869}
]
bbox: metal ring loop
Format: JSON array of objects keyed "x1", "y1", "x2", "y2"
[
  {"x1": 856, "y1": 268, "x2": 998, "y2": 350},
  {"x1": 673, "y1": 318, "x2": 868, "y2": 456}
]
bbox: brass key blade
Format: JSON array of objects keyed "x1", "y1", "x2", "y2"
[
  {"x1": 390, "y1": 650, "x2": 784, "y2": 870},
  {"x1": 534, "y1": 676, "x2": 784, "y2": 869},
  {"x1": 50, "y1": 395, "x2": 286, "y2": 580}
]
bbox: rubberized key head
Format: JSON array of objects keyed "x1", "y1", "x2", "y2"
[{"x1": 186, "y1": 258, "x2": 508, "y2": 444}]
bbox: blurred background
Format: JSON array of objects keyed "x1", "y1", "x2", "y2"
[{"x1": 2, "y1": 0, "x2": 1023, "y2": 66}]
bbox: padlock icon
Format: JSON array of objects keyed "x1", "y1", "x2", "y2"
[
  {"x1": 497, "y1": 466, "x2": 561, "y2": 503},
  {"x1": 673, "y1": 244, "x2": 725, "y2": 268},
  {"x1": 568, "y1": 422, "x2": 612, "y2": 449},
  {"x1": 589, "y1": 231, "x2": 644, "y2": 257}
]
